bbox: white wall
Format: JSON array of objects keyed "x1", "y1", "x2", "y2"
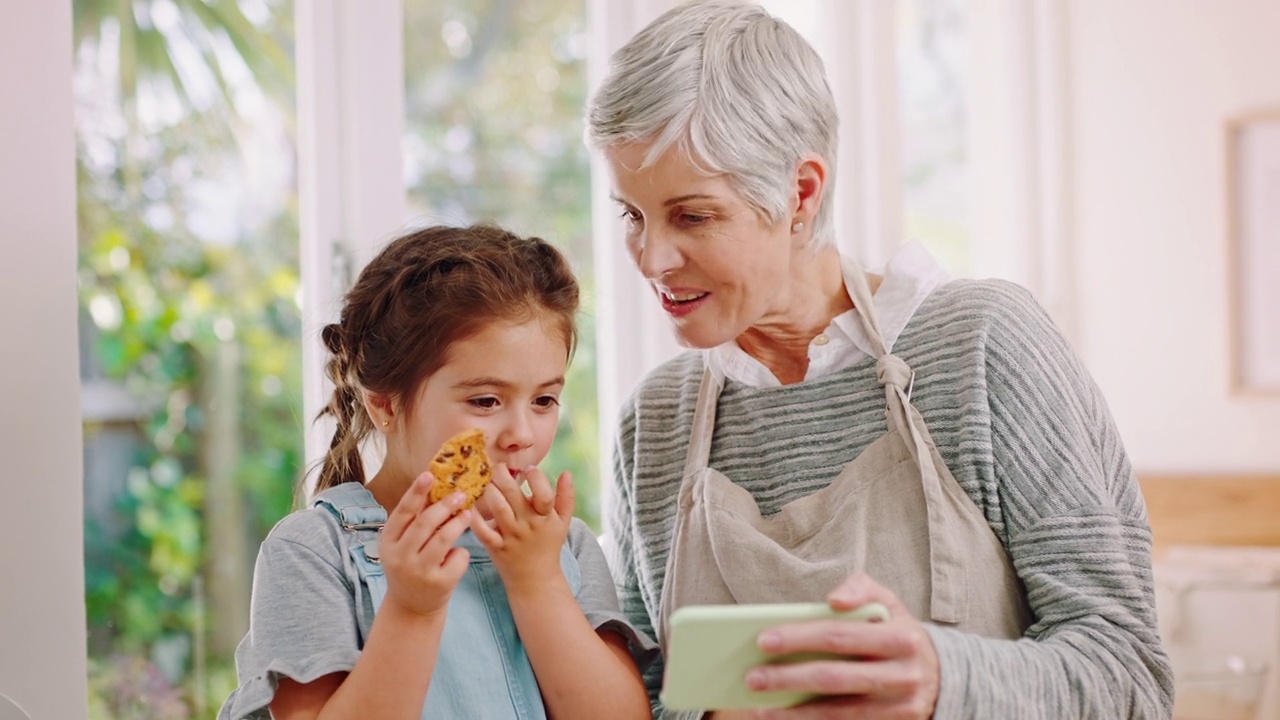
[
  {"x1": 0, "y1": 1, "x2": 89, "y2": 718},
  {"x1": 1068, "y1": 0, "x2": 1280, "y2": 473}
]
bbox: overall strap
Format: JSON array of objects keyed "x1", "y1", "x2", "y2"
[
  {"x1": 312, "y1": 483, "x2": 389, "y2": 610},
  {"x1": 312, "y1": 482, "x2": 388, "y2": 528}
]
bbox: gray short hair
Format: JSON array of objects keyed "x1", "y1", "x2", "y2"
[{"x1": 586, "y1": 0, "x2": 838, "y2": 249}]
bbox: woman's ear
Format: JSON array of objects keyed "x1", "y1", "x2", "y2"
[
  {"x1": 791, "y1": 154, "x2": 828, "y2": 231},
  {"x1": 362, "y1": 391, "x2": 395, "y2": 432}
]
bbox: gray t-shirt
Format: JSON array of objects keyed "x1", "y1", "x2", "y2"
[{"x1": 218, "y1": 491, "x2": 658, "y2": 720}]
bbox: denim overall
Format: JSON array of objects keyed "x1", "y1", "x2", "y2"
[{"x1": 314, "y1": 483, "x2": 581, "y2": 719}]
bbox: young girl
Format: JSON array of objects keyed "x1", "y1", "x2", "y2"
[{"x1": 218, "y1": 224, "x2": 656, "y2": 720}]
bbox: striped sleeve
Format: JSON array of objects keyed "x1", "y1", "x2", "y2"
[
  {"x1": 606, "y1": 409, "x2": 669, "y2": 718},
  {"x1": 608, "y1": 381, "x2": 707, "y2": 720},
  {"x1": 925, "y1": 282, "x2": 1173, "y2": 719}
]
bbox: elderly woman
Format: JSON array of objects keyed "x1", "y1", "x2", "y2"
[{"x1": 585, "y1": 2, "x2": 1172, "y2": 719}]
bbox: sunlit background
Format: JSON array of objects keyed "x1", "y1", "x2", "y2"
[
  {"x1": 71, "y1": 0, "x2": 595, "y2": 715},
  {"x1": 12, "y1": 0, "x2": 1266, "y2": 718},
  {"x1": 70, "y1": 2, "x2": 975, "y2": 715}
]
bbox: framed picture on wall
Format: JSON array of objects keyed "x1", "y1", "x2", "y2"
[{"x1": 1227, "y1": 110, "x2": 1280, "y2": 396}]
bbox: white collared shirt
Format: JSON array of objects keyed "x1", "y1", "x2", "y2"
[{"x1": 706, "y1": 241, "x2": 950, "y2": 388}]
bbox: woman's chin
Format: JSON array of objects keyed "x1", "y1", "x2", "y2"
[{"x1": 672, "y1": 324, "x2": 738, "y2": 350}]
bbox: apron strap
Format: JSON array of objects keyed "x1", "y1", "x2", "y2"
[
  {"x1": 875, "y1": 354, "x2": 964, "y2": 623},
  {"x1": 848, "y1": 260, "x2": 965, "y2": 624},
  {"x1": 681, "y1": 364, "x2": 723, "y2": 478}
]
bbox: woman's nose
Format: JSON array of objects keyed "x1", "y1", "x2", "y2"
[{"x1": 633, "y1": 225, "x2": 682, "y2": 280}]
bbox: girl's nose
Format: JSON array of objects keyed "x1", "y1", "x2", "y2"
[{"x1": 495, "y1": 410, "x2": 535, "y2": 454}]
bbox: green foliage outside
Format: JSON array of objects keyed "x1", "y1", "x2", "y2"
[
  {"x1": 402, "y1": 0, "x2": 600, "y2": 523},
  {"x1": 74, "y1": 0, "x2": 595, "y2": 717}
]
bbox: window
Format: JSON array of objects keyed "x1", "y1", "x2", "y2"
[
  {"x1": 74, "y1": 1, "x2": 299, "y2": 716},
  {"x1": 759, "y1": 0, "x2": 972, "y2": 275},
  {"x1": 56, "y1": 2, "x2": 1057, "y2": 716},
  {"x1": 897, "y1": 0, "x2": 970, "y2": 276},
  {"x1": 402, "y1": 0, "x2": 599, "y2": 527},
  {"x1": 74, "y1": 0, "x2": 601, "y2": 715}
]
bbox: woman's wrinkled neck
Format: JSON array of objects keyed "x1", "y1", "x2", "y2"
[{"x1": 736, "y1": 245, "x2": 852, "y2": 385}]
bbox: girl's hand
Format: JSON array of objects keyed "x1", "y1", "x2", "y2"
[
  {"x1": 469, "y1": 464, "x2": 575, "y2": 593},
  {"x1": 379, "y1": 472, "x2": 472, "y2": 619},
  {"x1": 741, "y1": 573, "x2": 940, "y2": 720}
]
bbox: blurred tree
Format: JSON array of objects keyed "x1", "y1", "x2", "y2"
[
  {"x1": 75, "y1": 1, "x2": 598, "y2": 718},
  {"x1": 74, "y1": 0, "x2": 299, "y2": 717},
  {"x1": 72, "y1": 0, "x2": 292, "y2": 108}
]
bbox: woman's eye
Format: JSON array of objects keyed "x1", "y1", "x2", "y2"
[
  {"x1": 619, "y1": 208, "x2": 642, "y2": 227},
  {"x1": 534, "y1": 395, "x2": 560, "y2": 408},
  {"x1": 680, "y1": 213, "x2": 709, "y2": 225},
  {"x1": 468, "y1": 397, "x2": 499, "y2": 410}
]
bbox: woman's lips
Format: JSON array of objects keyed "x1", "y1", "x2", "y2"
[{"x1": 658, "y1": 289, "x2": 710, "y2": 318}]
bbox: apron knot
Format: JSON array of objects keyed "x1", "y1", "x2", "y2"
[{"x1": 875, "y1": 354, "x2": 913, "y2": 389}]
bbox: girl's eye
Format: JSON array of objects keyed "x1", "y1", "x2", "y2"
[
  {"x1": 619, "y1": 208, "x2": 642, "y2": 227},
  {"x1": 679, "y1": 213, "x2": 709, "y2": 226},
  {"x1": 468, "y1": 397, "x2": 499, "y2": 410},
  {"x1": 534, "y1": 395, "x2": 560, "y2": 409}
]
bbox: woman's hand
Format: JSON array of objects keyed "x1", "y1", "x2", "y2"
[
  {"x1": 742, "y1": 573, "x2": 940, "y2": 719},
  {"x1": 469, "y1": 464, "x2": 575, "y2": 594},
  {"x1": 379, "y1": 472, "x2": 473, "y2": 619}
]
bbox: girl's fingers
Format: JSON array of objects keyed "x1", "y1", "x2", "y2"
[
  {"x1": 439, "y1": 546, "x2": 471, "y2": 582},
  {"x1": 420, "y1": 508, "x2": 472, "y2": 556},
  {"x1": 397, "y1": 490, "x2": 465, "y2": 555},
  {"x1": 469, "y1": 510, "x2": 503, "y2": 549},
  {"x1": 490, "y1": 465, "x2": 530, "y2": 520},
  {"x1": 523, "y1": 467, "x2": 555, "y2": 515},
  {"x1": 553, "y1": 471, "x2": 575, "y2": 519},
  {"x1": 385, "y1": 472, "x2": 434, "y2": 541},
  {"x1": 482, "y1": 481, "x2": 518, "y2": 530}
]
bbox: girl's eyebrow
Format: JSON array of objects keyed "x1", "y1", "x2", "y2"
[{"x1": 453, "y1": 376, "x2": 565, "y2": 390}]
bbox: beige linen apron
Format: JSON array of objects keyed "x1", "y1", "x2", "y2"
[{"x1": 656, "y1": 260, "x2": 1032, "y2": 648}]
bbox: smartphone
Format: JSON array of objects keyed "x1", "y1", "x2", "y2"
[{"x1": 659, "y1": 601, "x2": 891, "y2": 711}]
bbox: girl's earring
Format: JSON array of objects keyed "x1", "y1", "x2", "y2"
[
  {"x1": 791, "y1": 220, "x2": 805, "y2": 234},
  {"x1": 381, "y1": 419, "x2": 389, "y2": 428}
]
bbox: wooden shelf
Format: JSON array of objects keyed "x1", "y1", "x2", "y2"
[{"x1": 1138, "y1": 474, "x2": 1280, "y2": 556}]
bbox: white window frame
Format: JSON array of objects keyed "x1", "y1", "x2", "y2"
[
  {"x1": 3, "y1": 3, "x2": 88, "y2": 718},
  {"x1": 297, "y1": 0, "x2": 408, "y2": 487},
  {"x1": 967, "y1": 0, "x2": 1075, "y2": 338}
]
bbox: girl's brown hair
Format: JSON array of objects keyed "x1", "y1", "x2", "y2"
[{"x1": 313, "y1": 223, "x2": 580, "y2": 493}]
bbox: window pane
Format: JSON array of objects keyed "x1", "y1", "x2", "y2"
[
  {"x1": 403, "y1": 0, "x2": 599, "y2": 527},
  {"x1": 760, "y1": 0, "x2": 823, "y2": 52},
  {"x1": 898, "y1": 0, "x2": 971, "y2": 275},
  {"x1": 74, "y1": 1, "x2": 299, "y2": 717}
]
